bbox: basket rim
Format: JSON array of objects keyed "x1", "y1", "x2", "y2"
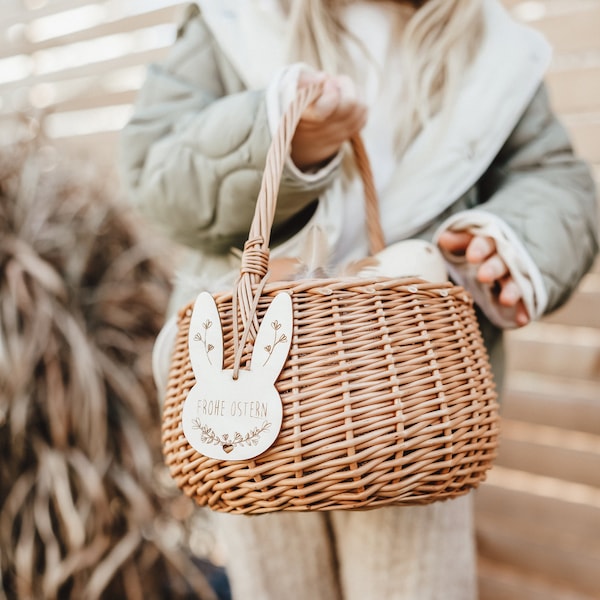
[{"x1": 178, "y1": 275, "x2": 474, "y2": 315}]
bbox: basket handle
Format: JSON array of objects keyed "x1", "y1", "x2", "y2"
[
  {"x1": 246, "y1": 82, "x2": 383, "y2": 275},
  {"x1": 231, "y1": 82, "x2": 383, "y2": 376}
]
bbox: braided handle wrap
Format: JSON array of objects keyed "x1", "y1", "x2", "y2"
[{"x1": 232, "y1": 81, "x2": 384, "y2": 375}]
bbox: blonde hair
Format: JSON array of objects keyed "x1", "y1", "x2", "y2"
[{"x1": 285, "y1": 0, "x2": 484, "y2": 156}]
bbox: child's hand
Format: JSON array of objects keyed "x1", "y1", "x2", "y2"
[
  {"x1": 291, "y1": 71, "x2": 367, "y2": 171},
  {"x1": 437, "y1": 230, "x2": 530, "y2": 327}
]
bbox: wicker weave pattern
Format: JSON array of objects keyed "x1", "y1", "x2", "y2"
[
  {"x1": 163, "y1": 278, "x2": 498, "y2": 514},
  {"x1": 162, "y1": 83, "x2": 499, "y2": 514}
]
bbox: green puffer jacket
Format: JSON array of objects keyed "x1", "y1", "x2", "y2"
[{"x1": 119, "y1": 1, "x2": 598, "y2": 392}]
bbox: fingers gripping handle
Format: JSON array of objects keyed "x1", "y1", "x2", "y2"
[
  {"x1": 233, "y1": 82, "x2": 383, "y2": 372},
  {"x1": 242, "y1": 82, "x2": 384, "y2": 281}
]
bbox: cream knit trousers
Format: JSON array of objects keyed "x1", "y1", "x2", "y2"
[{"x1": 211, "y1": 493, "x2": 476, "y2": 600}]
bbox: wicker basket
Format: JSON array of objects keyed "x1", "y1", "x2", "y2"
[{"x1": 162, "y1": 84, "x2": 499, "y2": 514}]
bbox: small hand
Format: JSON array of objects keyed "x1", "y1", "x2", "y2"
[
  {"x1": 291, "y1": 71, "x2": 368, "y2": 171},
  {"x1": 437, "y1": 230, "x2": 530, "y2": 326}
]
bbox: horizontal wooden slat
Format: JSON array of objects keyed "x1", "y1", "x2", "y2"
[
  {"x1": 502, "y1": 372, "x2": 600, "y2": 435},
  {"x1": 0, "y1": 0, "x2": 94, "y2": 28},
  {"x1": 22, "y1": 64, "x2": 145, "y2": 111},
  {"x1": 565, "y1": 119, "x2": 600, "y2": 164},
  {"x1": 505, "y1": 322, "x2": 600, "y2": 381},
  {"x1": 0, "y1": 0, "x2": 184, "y2": 30},
  {"x1": 477, "y1": 515, "x2": 600, "y2": 596},
  {"x1": 476, "y1": 468, "x2": 600, "y2": 596},
  {"x1": 546, "y1": 67, "x2": 600, "y2": 115},
  {"x1": 495, "y1": 419, "x2": 600, "y2": 487},
  {"x1": 0, "y1": 47, "x2": 167, "y2": 96},
  {"x1": 505, "y1": 0, "x2": 599, "y2": 15},
  {"x1": 542, "y1": 292, "x2": 600, "y2": 328},
  {"x1": 0, "y1": 6, "x2": 183, "y2": 59},
  {"x1": 542, "y1": 275, "x2": 600, "y2": 328},
  {"x1": 531, "y1": 7, "x2": 600, "y2": 54},
  {"x1": 476, "y1": 467, "x2": 600, "y2": 542},
  {"x1": 51, "y1": 90, "x2": 138, "y2": 113},
  {"x1": 478, "y1": 557, "x2": 598, "y2": 600}
]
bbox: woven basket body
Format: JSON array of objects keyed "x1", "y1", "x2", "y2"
[{"x1": 162, "y1": 85, "x2": 499, "y2": 514}]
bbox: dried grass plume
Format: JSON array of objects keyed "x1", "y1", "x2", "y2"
[{"x1": 0, "y1": 137, "x2": 218, "y2": 600}]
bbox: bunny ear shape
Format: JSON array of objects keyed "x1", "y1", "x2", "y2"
[
  {"x1": 188, "y1": 292, "x2": 224, "y2": 377},
  {"x1": 250, "y1": 292, "x2": 293, "y2": 383}
]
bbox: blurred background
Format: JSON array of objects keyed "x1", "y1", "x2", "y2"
[{"x1": 0, "y1": 0, "x2": 598, "y2": 599}]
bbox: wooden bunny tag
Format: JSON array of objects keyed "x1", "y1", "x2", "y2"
[{"x1": 182, "y1": 292, "x2": 293, "y2": 461}]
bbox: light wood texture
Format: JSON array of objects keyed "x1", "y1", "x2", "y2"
[{"x1": 479, "y1": 3, "x2": 600, "y2": 599}]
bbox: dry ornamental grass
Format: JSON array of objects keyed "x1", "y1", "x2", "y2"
[{"x1": 0, "y1": 137, "x2": 219, "y2": 600}]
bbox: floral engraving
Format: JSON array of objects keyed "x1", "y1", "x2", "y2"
[
  {"x1": 263, "y1": 320, "x2": 288, "y2": 367},
  {"x1": 191, "y1": 419, "x2": 272, "y2": 451},
  {"x1": 193, "y1": 319, "x2": 214, "y2": 364}
]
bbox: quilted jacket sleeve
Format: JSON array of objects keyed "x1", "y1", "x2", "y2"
[
  {"x1": 118, "y1": 6, "x2": 335, "y2": 254},
  {"x1": 479, "y1": 84, "x2": 599, "y2": 313}
]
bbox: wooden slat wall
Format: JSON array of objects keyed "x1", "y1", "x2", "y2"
[
  {"x1": 1, "y1": 2, "x2": 599, "y2": 599},
  {"x1": 478, "y1": 3, "x2": 600, "y2": 598},
  {"x1": 0, "y1": 0, "x2": 187, "y2": 160}
]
